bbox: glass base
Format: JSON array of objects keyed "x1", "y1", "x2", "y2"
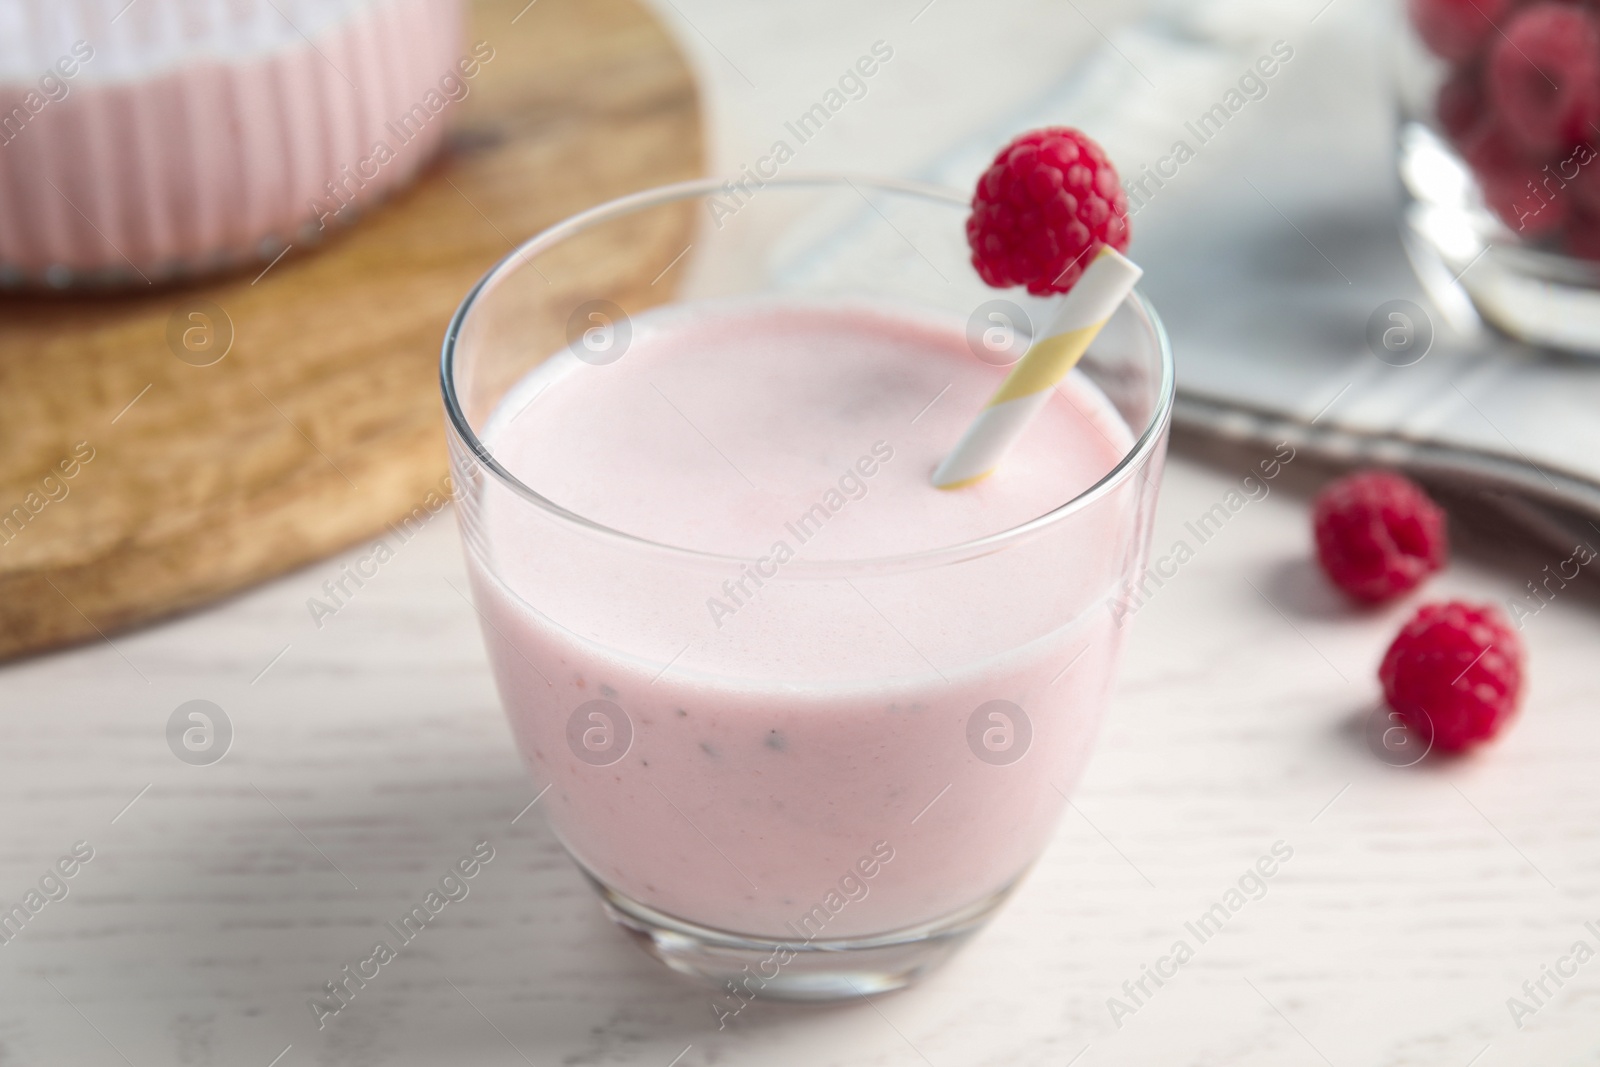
[{"x1": 587, "y1": 873, "x2": 1016, "y2": 1003}]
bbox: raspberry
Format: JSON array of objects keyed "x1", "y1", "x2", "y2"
[
  {"x1": 1487, "y1": 4, "x2": 1600, "y2": 154},
  {"x1": 1436, "y1": 67, "x2": 1488, "y2": 148},
  {"x1": 1461, "y1": 123, "x2": 1566, "y2": 234},
  {"x1": 1566, "y1": 148, "x2": 1600, "y2": 214},
  {"x1": 1462, "y1": 120, "x2": 1533, "y2": 178},
  {"x1": 1314, "y1": 470, "x2": 1448, "y2": 603},
  {"x1": 1567, "y1": 209, "x2": 1600, "y2": 258},
  {"x1": 1410, "y1": 0, "x2": 1515, "y2": 63},
  {"x1": 1380, "y1": 602, "x2": 1525, "y2": 753},
  {"x1": 966, "y1": 127, "x2": 1131, "y2": 296},
  {"x1": 1484, "y1": 171, "x2": 1570, "y2": 236}
]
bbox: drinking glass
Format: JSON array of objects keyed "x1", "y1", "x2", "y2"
[{"x1": 441, "y1": 175, "x2": 1173, "y2": 1000}]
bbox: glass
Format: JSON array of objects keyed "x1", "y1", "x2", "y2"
[
  {"x1": 1395, "y1": 0, "x2": 1600, "y2": 353},
  {"x1": 441, "y1": 175, "x2": 1173, "y2": 1000}
]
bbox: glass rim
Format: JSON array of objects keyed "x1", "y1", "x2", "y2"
[{"x1": 440, "y1": 173, "x2": 1175, "y2": 577}]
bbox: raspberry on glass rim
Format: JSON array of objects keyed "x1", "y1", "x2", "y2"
[
  {"x1": 933, "y1": 126, "x2": 1140, "y2": 490},
  {"x1": 1380, "y1": 602, "x2": 1526, "y2": 753},
  {"x1": 966, "y1": 127, "x2": 1131, "y2": 295}
]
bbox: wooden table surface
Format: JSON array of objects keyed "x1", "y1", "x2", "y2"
[{"x1": 3, "y1": 0, "x2": 1599, "y2": 1064}]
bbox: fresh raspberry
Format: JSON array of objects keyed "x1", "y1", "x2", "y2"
[
  {"x1": 1314, "y1": 470, "x2": 1448, "y2": 603},
  {"x1": 1380, "y1": 601, "x2": 1525, "y2": 753},
  {"x1": 966, "y1": 127, "x2": 1131, "y2": 296},
  {"x1": 1566, "y1": 208, "x2": 1600, "y2": 258},
  {"x1": 1484, "y1": 171, "x2": 1570, "y2": 236},
  {"x1": 1435, "y1": 67, "x2": 1488, "y2": 147},
  {"x1": 1461, "y1": 123, "x2": 1567, "y2": 235},
  {"x1": 1461, "y1": 120, "x2": 1534, "y2": 178},
  {"x1": 1487, "y1": 4, "x2": 1600, "y2": 154},
  {"x1": 1566, "y1": 146, "x2": 1600, "y2": 214},
  {"x1": 1410, "y1": 0, "x2": 1515, "y2": 63}
]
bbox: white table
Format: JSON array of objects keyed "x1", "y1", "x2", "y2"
[{"x1": 4, "y1": 1, "x2": 1599, "y2": 1064}]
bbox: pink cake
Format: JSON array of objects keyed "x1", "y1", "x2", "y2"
[{"x1": 0, "y1": 0, "x2": 469, "y2": 287}]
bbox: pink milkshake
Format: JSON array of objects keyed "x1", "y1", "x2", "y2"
[
  {"x1": 467, "y1": 301, "x2": 1143, "y2": 927},
  {"x1": 444, "y1": 175, "x2": 1171, "y2": 997}
]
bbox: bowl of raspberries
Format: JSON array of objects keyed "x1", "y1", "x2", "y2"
[{"x1": 1400, "y1": 0, "x2": 1600, "y2": 352}]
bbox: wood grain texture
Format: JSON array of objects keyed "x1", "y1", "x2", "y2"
[{"x1": 0, "y1": 0, "x2": 703, "y2": 662}]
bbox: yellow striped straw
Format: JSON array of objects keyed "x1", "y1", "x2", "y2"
[{"x1": 933, "y1": 246, "x2": 1143, "y2": 490}]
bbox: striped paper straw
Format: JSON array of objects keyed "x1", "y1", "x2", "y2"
[{"x1": 933, "y1": 246, "x2": 1143, "y2": 490}]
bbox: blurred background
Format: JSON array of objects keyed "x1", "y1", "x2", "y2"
[{"x1": 3, "y1": 0, "x2": 1599, "y2": 1063}]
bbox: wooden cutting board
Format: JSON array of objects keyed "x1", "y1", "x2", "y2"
[{"x1": 0, "y1": 0, "x2": 702, "y2": 662}]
